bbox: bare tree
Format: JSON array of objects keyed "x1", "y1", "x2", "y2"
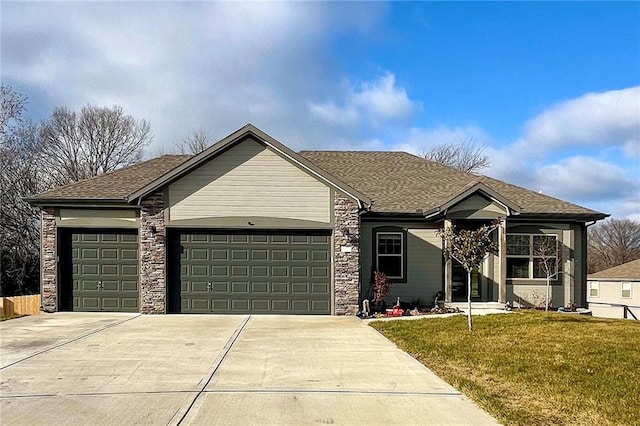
[
  {"x1": 1, "y1": 84, "x2": 28, "y2": 138},
  {"x1": 423, "y1": 139, "x2": 490, "y2": 174},
  {"x1": 172, "y1": 129, "x2": 214, "y2": 155},
  {"x1": 1, "y1": 86, "x2": 44, "y2": 296},
  {"x1": 2, "y1": 87, "x2": 156, "y2": 295},
  {"x1": 40, "y1": 105, "x2": 153, "y2": 186},
  {"x1": 438, "y1": 222, "x2": 499, "y2": 331},
  {"x1": 588, "y1": 218, "x2": 640, "y2": 273},
  {"x1": 533, "y1": 235, "x2": 562, "y2": 311}
]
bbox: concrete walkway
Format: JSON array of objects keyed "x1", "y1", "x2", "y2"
[{"x1": 0, "y1": 314, "x2": 499, "y2": 425}]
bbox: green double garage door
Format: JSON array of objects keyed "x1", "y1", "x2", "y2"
[{"x1": 168, "y1": 230, "x2": 332, "y2": 314}]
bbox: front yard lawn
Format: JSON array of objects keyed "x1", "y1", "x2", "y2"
[{"x1": 371, "y1": 311, "x2": 640, "y2": 425}]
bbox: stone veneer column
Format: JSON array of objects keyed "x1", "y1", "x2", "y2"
[
  {"x1": 333, "y1": 192, "x2": 360, "y2": 315},
  {"x1": 41, "y1": 208, "x2": 57, "y2": 312},
  {"x1": 139, "y1": 193, "x2": 166, "y2": 313}
]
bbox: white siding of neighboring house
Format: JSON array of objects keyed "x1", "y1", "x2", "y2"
[
  {"x1": 167, "y1": 138, "x2": 331, "y2": 223},
  {"x1": 588, "y1": 279, "x2": 640, "y2": 319}
]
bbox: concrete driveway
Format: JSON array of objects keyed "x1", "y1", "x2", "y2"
[{"x1": 0, "y1": 313, "x2": 498, "y2": 425}]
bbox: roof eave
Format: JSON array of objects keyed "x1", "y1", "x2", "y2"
[
  {"x1": 513, "y1": 212, "x2": 610, "y2": 222},
  {"x1": 25, "y1": 197, "x2": 133, "y2": 208}
]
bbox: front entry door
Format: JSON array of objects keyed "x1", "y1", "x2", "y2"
[{"x1": 451, "y1": 261, "x2": 484, "y2": 302}]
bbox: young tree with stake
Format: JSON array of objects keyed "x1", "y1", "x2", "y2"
[
  {"x1": 438, "y1": 222, "x2": 499, "y2": 331},
  {"x1": 533, "y1": 235, "x2": 562, "y2": 311}
]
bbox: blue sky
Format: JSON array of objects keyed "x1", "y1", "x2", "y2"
[{"x1": 2, "y1": 1, "x2": 639, "y2": 219}]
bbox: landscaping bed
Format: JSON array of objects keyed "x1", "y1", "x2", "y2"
[{"x1": 371, "y1": 310, "x2": 640, "y2": 425}]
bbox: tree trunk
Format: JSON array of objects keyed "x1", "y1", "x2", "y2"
[
  {"x1": 545, "y1": 277, "x2": 550, "y2": 311},
  {"x1": 467, "y1": 269, "x2": 473, "y2": 332}
]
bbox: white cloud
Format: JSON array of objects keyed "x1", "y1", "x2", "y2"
[
  {"x1": 518, "y1": 86, "x2": 640, "y2": 157},
  {"x1": 1, "y1": 1, "x2": 387, "y2": 152},
  {"x1": 308, "y1": 72, "x2": 421, "y2": 129},
  {"x1": 531, "y1": 156, "x2": 637, "y2": 202},
  {"x1": 353, "y1": 73, "x2": 419, "y2": 121}
]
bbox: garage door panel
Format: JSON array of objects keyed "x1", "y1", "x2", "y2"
[
  {"x1": 251, "y1": 235, "x2": 268, "y2": 243},
  {"x1": 291, "y1": 266, "x2": 309, "y2": 277},
  {"x1": 251, "y1": 265, "x2": 268, "y2": 277},
  {"x1": 231, "y1": 265, "x2": 249, "y2": 277},
  {"x1": 311, "y1": 250, "x2": 328, "y2": 261},
  {"x1": 212, "y1": 299, "x2": 229, "y2": 310},
  {"x1": 312, "y1": 282, "x2": 329, "y2": 293},
  {"x1": 231, "y1": 282, "x2": 249, "y2": 293},
  {"x1": 272, "y1": 250, "x2": 288, "y2": 261},
  {"x1": 64, "y1": 230, "x2": 139, "y2": 312},
  {"x1": 211, "y1": 266, "x2": 228, "y2": 276},
  {"x1": 252, "y1": 250, "x2": 268, "y2": 260},
  {"x1": 190, "y1": 264, "x2": 208, "y2": 276},
  {"x1": 122, "y1": 281, "x2": 138, "y2": 292},
  {"x1": 271, "y1": 266, "x2": 288, "y2": 277},
  {"x1": 172, "y1": 231, "x2": 331, "y2": 314},
  {"x1": 272, "y1": 299, "x2": 289, "y2": 311},
  {"x1": 271, "y1": 282, "x2": 289, "y2": 293},
  {"x1": 231, "y1": 299, "x2": 249, "y2": 310},
  {"x1": 251, "y1": 299, "x2": 269, "y2": 311},
  {"x1": 312, "y1": 266, "x2": 329, "y2": 278},
  {"x1": 291, "y1": 250, "x2": 308, "y2": 261},
  {"x1": 312, "y1": 300, "x2": 330, "y2": 312},
  {"x1": 191, "y1": 248, "x2": 209, "y2": 260},
  {"x1": 211, "y1": 281, "x2": 228, "y2": 293},
  {"x1": 291, "y1": 282, "x2": 309, "y2": 294},
  {"x1": 82, "y1": 264, "x2": 99, "y2": 275},
  {"x1": 251, "y1": 282, "x2": 269, "y2": 293},
  {"x1": 291, "y1": 300, "x2": 310, "y2": 311}
]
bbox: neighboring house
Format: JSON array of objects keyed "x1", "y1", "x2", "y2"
[
  {"x1": 587, "y1": 259, "x2": 640, "y2": 319},
  {"x1": 27, "y1": 124, "x2": 607, "y2": 315}
]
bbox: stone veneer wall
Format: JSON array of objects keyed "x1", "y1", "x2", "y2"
[
  {"x1": 333, "y1": 192, "x2": 360, "y2": 315},
  {"x1": 41, "y1": 208, "x2": 57, "y2": 312},
  {"x1": 139, "y1": 193, "x2": 166, "y2": 313}
]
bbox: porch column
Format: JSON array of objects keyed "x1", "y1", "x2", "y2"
[
  {"x1": 444, "y1": 219, "x2": 453, "y2": 303},
  {"x1": 498, "y1": 219, "x2": 507, "y2": 303}
]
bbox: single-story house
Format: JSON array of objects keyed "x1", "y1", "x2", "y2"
[
  {"x1": 27, "y1": 124, "x2": 607, "y2": 315},
  {"x1": 587, "y1": 259, "x2": 640, "y2": 319}
]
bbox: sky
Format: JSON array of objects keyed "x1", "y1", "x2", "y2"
[{"x1": 2, "y1": 1, "x2": 639, "y2": 220}]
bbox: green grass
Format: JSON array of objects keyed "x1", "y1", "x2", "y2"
[{"x1": 371, "y1": 311, "x2": 640, "y2": 425}]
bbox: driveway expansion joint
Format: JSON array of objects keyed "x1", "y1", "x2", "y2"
[{"x1": 169, "y1": 315, "x2": 251, "y2": 426}]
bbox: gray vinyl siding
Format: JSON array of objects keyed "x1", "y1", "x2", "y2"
[
  {"x1": 504, "y1": 222, "x2": 583, "y2": 307},
  {"x1": 167, "y1": 138, "x2": 331, "y2": 223},
  {"x1": 447, "y1": 194, "x2": 507, "y2": 219},
  {"x1": 360, "y1": 221, "x2": 442, "y2": 306}
]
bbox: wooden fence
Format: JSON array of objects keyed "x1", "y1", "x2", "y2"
[{"x1": 1, "y1": 294, "x2": 41, "y2": 317}]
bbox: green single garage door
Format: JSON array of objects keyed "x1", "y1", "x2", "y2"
[
  {"x1": 169, "y1": 231, "x2": 331, "y2": 314},
  {"x1": 60, "y1": 230, "x2": 139, "y2": 312}
]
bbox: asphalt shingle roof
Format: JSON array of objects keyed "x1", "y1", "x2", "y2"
[
  {"x1": 299, "y1": 151, "x2": 604, "y2": 217},
  {"x1": 588, "y1": 259, "x2": 640, "y2": 280},
  {"x1": 29, "y1": 149, "x2": 604, "y2": 219},
  {"x1": 30, "y1": 155, "x2": 190, "y2": 202}
]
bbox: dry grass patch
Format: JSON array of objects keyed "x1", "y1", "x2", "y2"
[{"x1": 371, "y1": 311, "x2": 639, "y2": 425}]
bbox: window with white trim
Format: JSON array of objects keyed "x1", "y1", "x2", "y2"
[
  {"x1": 589, "y1": 281, "x2": 599, "y2": 298},
  {"x1": 621, "y1": 282, "x2": 631, "y2": 298},
  {"x1": 376, "y1": 232, "x2": 403, "y2": 279},
  {"x1": 506, "y1": 234, "x2": 558, "y2": 279}
]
